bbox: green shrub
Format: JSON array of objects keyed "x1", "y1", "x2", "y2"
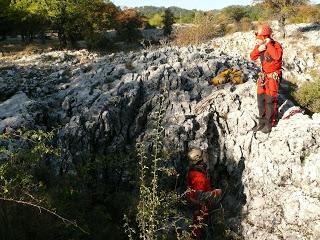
[
  {"x1": 0, "y1": 129, "x2": 138, "y2": 239},
  {"x1": 163, "y1": 9, "x2": 175, "y2": 36},
  {"x1": 222, "y1": 5, "x2": 248, "y2": 22},
  {"x1": 124, "y1": 92, "x2": 191, "y2": 240},
  {"x1": 149, "y1": 13, "x2": 164, "y2": 27},
  {"x1": 115, "y1": 8, "x2": 144, "y2": 42},
  {"x1": 287, "y1": 5, "x2": 320, "y2": 23},
  {"x1": 294, "y1": 78, "x2": 320, "y2": 113}
]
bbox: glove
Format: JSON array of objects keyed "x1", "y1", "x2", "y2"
[
  {"x1": 258, "y1": 44, "x2": 266, "y2": 52},
  {"x1": 211, "y1": 189, "x2": 222, "y2": 198},
  {"x1": 265, "y1": 38, "x2": 271, "y2": 44}
]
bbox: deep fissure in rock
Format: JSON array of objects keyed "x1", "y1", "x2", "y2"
[{"x1": 205, "y1": 111, "x2": 247, "y2": 238}]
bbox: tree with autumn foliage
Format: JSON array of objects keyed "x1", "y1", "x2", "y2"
[
  {"x1": 288, "y1": 4, "x2": 320, "y2": 23},
  {"x1": 254, "y1": 0, "x2": 309, "y2": 37},
  {"x1": 116, "y1": 8, "x2": 144, "y2": 42}
]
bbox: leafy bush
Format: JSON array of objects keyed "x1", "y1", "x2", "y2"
[
  {"x1": 0, "y1": 129, "x2": 138, "y2": 239},
  {"x1": 163, "y1": 9, "x2": 175, "y2": 36},
  {"x1": 294, "y1": 78, "x2": 320, "y2": 113},
  {"x1": 124, "y1": 92, "x2": 191, "y2": 240},
  {"x1": 222, "y1": 5, "x2": 248, "y2": 22},
  {"x1": 149, "y1": 13, "x2": 164, "y2": 27},
  {"x1": 85, "y1": 33, "x2": 113, "y2": 51},
  {"x1": 178, "y1": 11, "x2": 196, "y2": 24},
  {"x1": 136, "y1": 6, "x2": 199, "y2": 24},
  {"x1": 254, "y1": 0, "x2": 310, "y2": 37},
  {"x1": 116, "y1": 8, "x2": 144, "y2": 42},
  {"x1": 245, "y1": 4, "x2": 267, "y2": 21},
  {"x1": 287, "y1": 5, "x2": 320, "y2": 23},
  {"x1": 1, "y1": 0, "x2": 120, "y2": 47},
  {"x1": 53, "y1": 0, "x2": 120, "y2": 47},
  {"x1": 147, "y1": 9, "x2": 175, "y2": 36}
]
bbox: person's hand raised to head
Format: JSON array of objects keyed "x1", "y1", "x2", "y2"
[{"x1": 258, "y1": 44, "x2": 266, "y2": 52}]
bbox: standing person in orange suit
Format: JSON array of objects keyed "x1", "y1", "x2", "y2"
[
  {"x1": 250, "y1": 23, "x2": 283, "y2": 133},
  {"x1": 186, "y1": 148, "x2": 222, "y2": 239}
]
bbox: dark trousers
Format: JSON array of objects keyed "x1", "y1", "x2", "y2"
[
  {"x1": 257, "y1": 74, "x2": 280, "y2": 127},
  {"x1": 257, "y1": 93, "x2": 278, "y2": 126}
]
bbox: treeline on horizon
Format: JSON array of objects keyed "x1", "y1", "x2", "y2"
[
  {"x1": 139, "y1": 3, "x2": 320, "y2": 25},
  {"x1": 0, "y1": 0, "x2": 320, "y2": 49}
]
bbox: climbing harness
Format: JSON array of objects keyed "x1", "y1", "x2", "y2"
[
  {"x1": 258, "y1": 71, "x2": 280, "y2": 87},
  {"x1": 271, "y1": 72, "x2": 280, "y2": 82},
  {"x1": 258, "y1": 72, "x2": 266, "y2": 87}
]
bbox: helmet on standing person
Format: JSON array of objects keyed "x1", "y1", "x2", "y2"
[{"x1": 255, "y1": 23, "x2": 272, "y2": 40}]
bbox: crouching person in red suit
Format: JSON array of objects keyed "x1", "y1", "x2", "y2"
[{"x1": 186, "y1": 148, "x2": 222, "y2": 239}]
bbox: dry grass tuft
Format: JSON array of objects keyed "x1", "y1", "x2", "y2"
[{"x1": 173, "y1": 14, "x2": 228, "y2": 46}]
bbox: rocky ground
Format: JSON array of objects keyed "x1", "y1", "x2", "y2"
[
  {"x1": 0, "y1": 23, "x2": 320, "y2": 239},
  {"x1": 212, "y1": 22, "x2": 320, "y2": 85}
]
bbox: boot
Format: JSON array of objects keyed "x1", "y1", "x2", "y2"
[
  {"x1": 252, "y1": 119, "x2": 265, "y2": 132},
  {"x1": 252, "y1": 122, "x2": 265, "y2": 132},
  {"x1": 261, "y1": 122, "x2": 271, "y2": 134}
]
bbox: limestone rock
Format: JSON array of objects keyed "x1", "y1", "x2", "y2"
[
  {"x1": 1, "y1": 23, "x2": 320, "y2": 239},
  {"x1": 0, "y1": 92, "x2": 44, "y2": 132}
]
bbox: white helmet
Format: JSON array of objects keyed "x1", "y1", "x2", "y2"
[{"x1": 188, "y1": 148, "x2": 203, "y2": 164}]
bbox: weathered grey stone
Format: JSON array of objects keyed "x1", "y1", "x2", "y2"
[
  {"x1": 0, "y1": 92, "x2": 45, "y2": 132},
  {"x1": 1, "y1": 24, "x2": 320, "y2": 239}
]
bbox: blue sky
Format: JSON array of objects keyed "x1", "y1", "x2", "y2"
[{"x1": 111, "y1": 0, "x2": 320, "y2": 10}]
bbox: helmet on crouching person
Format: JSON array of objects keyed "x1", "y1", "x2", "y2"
[{"x1": 188, "y1": 147, "x2": 208, "y2": 165}]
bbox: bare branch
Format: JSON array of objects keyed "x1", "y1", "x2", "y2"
[{"x1": 0, "y1": 197, "x2": 89, "y2": 235}]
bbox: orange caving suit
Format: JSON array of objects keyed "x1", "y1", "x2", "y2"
[
  {"x1": 250, "y1": 39, "x2": 283, "y2": 127},
  {"x1": 187, "y1": 166, "x2": 212, "y2": 239}
]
